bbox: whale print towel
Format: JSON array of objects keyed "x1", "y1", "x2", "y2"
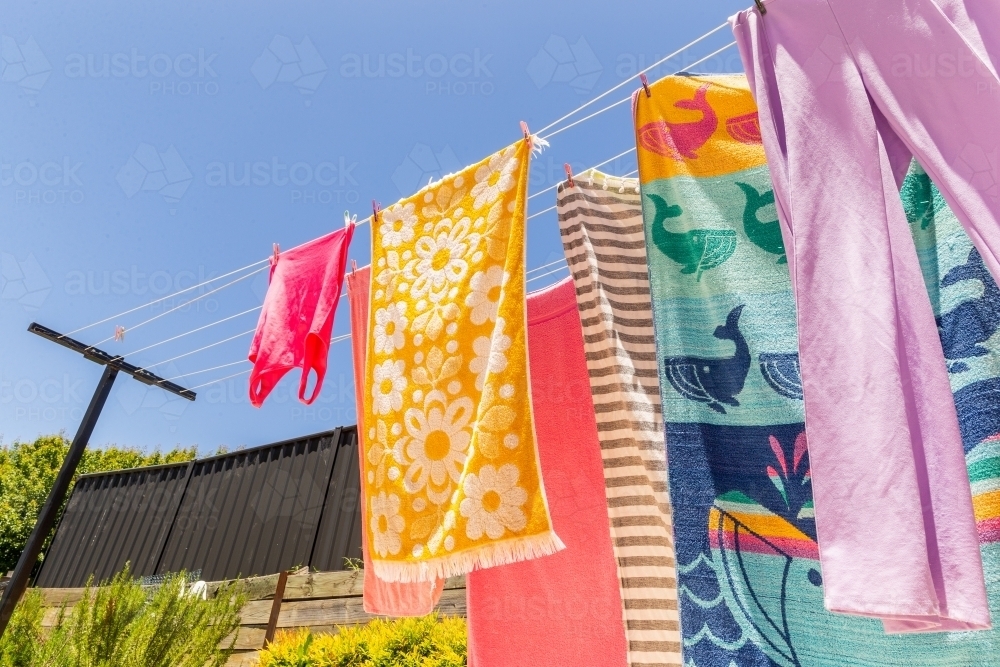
[
  {"x1": 635, "y1": 73, "x2": 1000, "y2": 666},
  {"x1": 364, "y1": 138, "x2": 562, "y2": 583},
  {"x1": 557, "y1": 170, "x2": 681, "y2": 667}
]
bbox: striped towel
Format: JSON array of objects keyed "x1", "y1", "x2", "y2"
[{"x1": 557, "y1": 171, "x2": 681, "y2": 667}]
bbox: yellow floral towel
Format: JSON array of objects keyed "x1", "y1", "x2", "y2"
[{"x1": 364, "y1": 138, "x2": 563, "y2": 582}]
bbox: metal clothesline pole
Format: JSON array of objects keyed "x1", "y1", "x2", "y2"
[{"x1": 0, "y1": 324, "x2": 196, "y2": 640}]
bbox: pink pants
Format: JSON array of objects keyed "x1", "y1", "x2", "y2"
[{"x1": 732, "y1": 0, "x2": 998, "y2": 632}]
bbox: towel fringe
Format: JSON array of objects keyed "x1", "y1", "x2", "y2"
[
  {"x1": 371, "y1": 530, "x2": 566, "y2": 583},
  {"x1": 529, "y1": 134, "x2": 549, "y2": 159}
]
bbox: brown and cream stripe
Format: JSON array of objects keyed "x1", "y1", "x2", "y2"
[{"x1": 557, "y1": 173, "x2": 681, "y2": 667}]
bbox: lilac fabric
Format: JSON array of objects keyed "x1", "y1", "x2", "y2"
[{"x1": 731, "y1": 0, "x2": 998, "y2": 632}]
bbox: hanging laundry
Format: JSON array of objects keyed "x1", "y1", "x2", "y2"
[
  {"x1": 634, "y1": 72, "x2": 1000, "y2": 665},
  {"x1": 363, "y1": 138, "x2": 562, "y2": 582},
  {"x1": 467, "y1": 277, "x2": 628, "y2": 667},
  {"x1": 347, "y1": 264, "x2": 445, "y2": 615},
  {"x1": 557, "y1": 170, "x2": 681, "y2": 667},
  {"x1": 731, "y1": 3, "x2": 994, "y2": 630},
  {"x1": 248, "y1": 223, "x2": 355, "y2": 407}
]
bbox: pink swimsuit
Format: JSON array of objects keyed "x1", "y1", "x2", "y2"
[{"x1": 248, "y1": 223, "x2": 355, "y2": 407}]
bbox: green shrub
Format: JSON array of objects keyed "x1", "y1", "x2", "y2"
[
  {"x1": 258, "y1": 614, "x2": 467, "y2": 667},
  {"x1": 0, "y1": 563, "x2": 245, "y2": 667},
  {"x1": 0, "y1": 434, "x2": 196, "y2": 573},
  {"x1": 0, "y1": 589, "x2": 43, "y2": 667}
]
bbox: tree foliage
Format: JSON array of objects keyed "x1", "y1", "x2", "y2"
[{"x1": 0, "y1": 434, "x2": 196, "y2": 574}]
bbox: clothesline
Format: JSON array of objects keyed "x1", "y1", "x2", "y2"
[
  {"x1": 86, "y1": 266, "x2": 268, "y2": 349},
  {"x1": 79, "y1": 145, "x2": 640, "y2": 366},
  {"x1": 134, "y1": 164, "x2": 641, "y2": 378},
  {"x1": 53, "y1": 17, "x2": 738, "y2": 401},
  {"x1": 538, "y1": 41, "x2": 736, "y2": 142},
  {"x1": 182, "y1": 258, "x2": 585, "y2": 390},
  {"x1": 61, "y1": 18, "x2": 731, "y2": 345}
]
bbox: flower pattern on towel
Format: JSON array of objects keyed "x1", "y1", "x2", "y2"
[
  {"x1": 370, "y1": 491, "x2": 405, "y2": 557},
  {"x1": 466, "y1": 266, "x2": 506, "y2": 325},
  {"x1": 364, "y1": 139, "x2": 560, "y2": 581},
  {"x1": 461, "y1": 463, "x2": 529, "y2": 540},
  {"x1": 380, "y1": 202, "x2": 418, "y2": 249},
  {"x1": 372, "y1": 359, "x2": 407, "y2": 415},
  {"x1": 373, "y1": 303, "x2": 408, "y2": 354},
  {"x1": 471, "y1": 145, "x2": 518, "y2": 210},
  {"x1": 403, "y1": 393, "x2": 474, "y2": 500}
]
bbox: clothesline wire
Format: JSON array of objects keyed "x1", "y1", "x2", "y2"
[
  {"x1": 149, "y1": 155, "x2": 637, "y2": 378},
  {"x1": 527, "y1": 147, "x2": 638, "y2": 204},
  {"x1": 64, "y1": 258, "x2": 269, "y2": 337},
  {"x1": 167, "y1": 359, "x2": 249, "y2": 381},
  {"x1": 122, "y1": 305, "x2": 261, "y2": 357},
  {"x1": 85, "y1": 266, "x2": 268, "y2": 349},
  {"x1": 61, "y1": 21, "x2": 732, "y2": 368},
  {"x1": 540, "y1": 40, "x2": 738, "y2": 142},
  {"x1": 142, "y1": 150, "x2": 639, "y2": 382},
  {"x1": 186, "y1": 264, "x2": 578, "y2": 390},
  {"x1": 148, "y1": 328, "x2": 257, "y2": 368},
  {"x1": 152, "y1": 254, "x2": 578, "y2": 382},
  {"x1": 534, "y1": 21, "x2": 729, "y2": 136},
  {"x1": 528, "y1": 168, "x2": 639, "y2": 220}
]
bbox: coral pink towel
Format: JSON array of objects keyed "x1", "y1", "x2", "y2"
[
  {"x1": 467, "y1": 277, "x2": 628, "y2": 667},
  {"x1": 347, "y1": 264, "x2": 445, "y2": 615},
  {"x1": 248, "y1": 224, "x2": 355, "y2": 408}
]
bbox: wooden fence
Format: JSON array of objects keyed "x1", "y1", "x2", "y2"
[{"x1": 36, "y1": 570, "x2": 467, "y2": 666}]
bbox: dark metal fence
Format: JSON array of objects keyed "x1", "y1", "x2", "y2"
[{"x1": 35, "y1": 426, "x2": 362, "y2": 588}]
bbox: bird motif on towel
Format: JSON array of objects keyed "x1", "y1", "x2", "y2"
[
  {"x1": 664, "y1": 305, "x2": 750, "y2": 413},
  {"x1": 937, "y1": 247, "x2": 1000, "y2": 373},
  {"x1": 636, "y1": 83, "x2": 718, "y2": 161},
  {"x1": 647, "y1": 193, "x2": 736, "y2": 280},
  {"x1": 759, "y1": 352, "x2": 803, "y2": 400},
  {"x1": 735, "y1": 182, "x2": 785, "y2": 264}
]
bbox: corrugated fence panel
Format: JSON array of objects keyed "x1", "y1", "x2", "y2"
[
  {"x1": 35, "y1": 463, "x2": 191, "y2": 588},
  {"x1": 35, "y1": 427, "x2": 365, "y2": 588},
  {"x1": 310, "y1": 428, "x2": 363, "y2": 572},
  {"x1": 155, "y1": 429, "x2": 343, "y2": 581}
]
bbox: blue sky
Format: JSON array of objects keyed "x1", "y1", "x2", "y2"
[{"x1": 0, "y1": 0, "x2": 747, "y2": 454}]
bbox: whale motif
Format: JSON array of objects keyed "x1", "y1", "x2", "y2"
[
  {"x1": 901, "y1": 168, "x2": 945, "y2": 231},
  {"x1": 637, "y1": 83, "x2": 718, "y2": 161},
  {"x1": 664, "y1": 305, "x2": 750, "y2": 414},
  {"x1": 759, "y1": 352, "x2": 803, "y2": 400},
  {"x1": 736, "y1": 181, "x2": 785, "y2": 264},
  {"x1": 647, "y1": 192, "x2": 736, "y2": 280},
  {"x1": 726, "y1": 111, "x2": 763, "y2": 144},
  {"x1": 936, "y1": 247, "x2": 1000, "y2": 374},
  {"x1": 709, "y1": 494, "x2": 821, "y2": 667}
]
